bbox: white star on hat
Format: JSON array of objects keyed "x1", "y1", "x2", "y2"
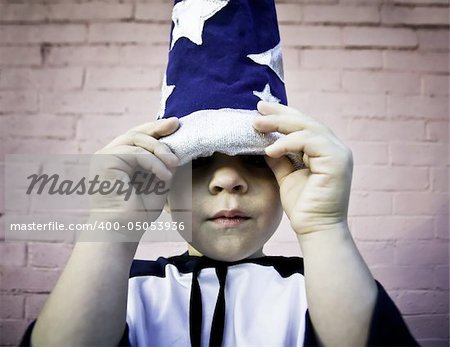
[
  {"x1": 170, "y1": 0, "x2": 230, "y2": 50},
  {"x1": 157, "y1": 75, "x2": 176, "y2": 119},
  {"x1": 247, "y1": 42, "x2": 284, "y2": 83},
  {"x1": 253, "y1": 83, "x2": 280, "y2": 104}
]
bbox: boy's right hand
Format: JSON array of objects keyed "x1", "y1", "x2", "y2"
[{"x1": 87, "y1": 118, "x2": 179, "y2": 232}]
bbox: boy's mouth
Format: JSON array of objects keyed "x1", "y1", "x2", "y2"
[{"x1": 208, "y1": 210, "x2": 251, "y2": 227}]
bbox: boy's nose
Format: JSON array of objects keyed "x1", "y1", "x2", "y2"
[{"x1": 208, "y1": 166, "x2": 248, "y2": 194}]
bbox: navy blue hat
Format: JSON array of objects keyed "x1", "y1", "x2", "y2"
[{"x1": 158, "y1": 0, "x2": 291, "y2": 165}]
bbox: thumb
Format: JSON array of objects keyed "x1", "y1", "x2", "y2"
[{"x1": 264, "y1": 155, "x2": 294, "y2": 185}]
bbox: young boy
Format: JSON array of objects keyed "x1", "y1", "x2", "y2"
[
  {"x1": 22, "y1": 0, "x2": 417, "y2": 346},
  {"x1": 23, "y1": 102, "x2": 417, "y2": 347}
]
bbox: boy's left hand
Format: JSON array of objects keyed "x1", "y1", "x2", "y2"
[{"x1": 253, "y1": 101, "x2": 353, "y2": 235}]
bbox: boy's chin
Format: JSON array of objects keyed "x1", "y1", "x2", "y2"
[{"x1": 190, "y1": 242, "x2": 265, "y2": 262}]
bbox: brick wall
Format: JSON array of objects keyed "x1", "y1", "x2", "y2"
[{"x1": 0, "y1": 0, "x2": 448, "y2": 345}]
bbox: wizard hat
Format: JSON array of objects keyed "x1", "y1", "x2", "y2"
[{"x1": 158, "y1": 0, "x2": 293, "y2": 166}]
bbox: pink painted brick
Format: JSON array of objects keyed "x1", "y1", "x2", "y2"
[
  {"x1": 0, "y1": 319, "x2": 29, "y2": 346},
  {"x1": 342, "y1": 71, "x2": 420, "y2": 94},
  {"x1": 0, "y1": 241, "x2": 26, "y2": 266},
  {"x1": 434, "y1": 266, "x2": 449, "y2": 290},
  {"x1": 85, "y1": 67, "x2": 161, "y2": 90},
  {"x1": 46, "y1": 45, "x2": 121, "y2": 66},
  {"x1": 28, "y1": 242, "x2": 73, "y2": 268},
  {"x1": 135, "y1": 3, "x2": 172, "y2": 21},
  {"x1": 48, "y1": 3, "x2": 133, "y2": 21},
  {"x1": 426, "y1": 121, "x2": 449, "y2": 142},
  {"x1": 285, "y1": 69, "x2": 340, "y2": 91},
  {"x1": 371, "y1": 265, "x2": 435, "y2": 290},
  {"x1": 339, "y1": 0, "x2": 385, "y2": 4},
  {"x1": 0, "y1": 92, "x2": 38, "y2": 113},
  {"x1": 388, "y1": 95, "x2": 448, "y2": 120},
  {"x1": 0, "y1": 163, "x2": 4, "y2": 213},
  {"x1": 303, "y1": 5, "x2": 379, "y2": 24},
  {"x1": 279, "y1": 25, "x2": 341, "y2": 47},
  {"x1": 78, "y1": 114, "x2": 163, "y2": 153},
  {"x1": 419, "y1": 338, "x2": 450, "y2": 347},
  {"x1": 404, "y1": 314, "x2": 449, "y2": 339},
  {"x1": 349, "y1": 119, "x2": 426, "y2": 141},
  {"x1": 3, "y1": 115, "x2": 76, "y2": 139},
  {"x1": 0, "y1": 4, "x2": 47, "y2": 22},
  {"x1": 347, "y1": 216, "x2": 435, "y2": 241},
  {"x1": 275, "y1": 3, "x2": 302, "y2": 23},
  {"x1": 434, "y1": 213, "x2": 449, "y2": 240},
  {"x1": 390, "y1": 142, "x2": 448, "y2": 166},
  {"x1": 282, "y1": 95, "x2": 350, "y2": 135},
  {"x1": 0, "y1": 3, "x2": 133, "y2": 22},
  {"x1": 0, "y1": 24, "x2": 86, "y2": 44},
  {"x1": 381, "y1": 5, "x2": 449, "y2": 26},
  {"x1": 288, "y1": 92, "x2": 385, "y2": 118},
  {"x1": 3, "y1": 138, "x2": 79, "y2": 155},
  {"x1": 394, "y1": 192, "x2": 448, "y2": 215},
  {"x1": 353, "y1": 166, "x2": 429, "y2": 191},
  {"x1": 431, "y1": 168, "x2": 449, "y2": 192},
  {"x1": 384, "y1": 52, "x2": 448, "y2": 73},
  {"x1": 0, "y1": 47, "x2": 41, "y2": 67},
  {"x1": 422, "y1": 75, "x2": 449, "y2": 96},
  {"x1": 347, "y1": 141, "x2": 389, "y2": 165},
  {"x1": 357, "y1": 241, "x2": 395, "y2": 266},
  {"x1": 343, "y1": 27, "x2": 417, "y2": 48},
  {"x1": 76, "y1": 114, "x2": 148, "y2": 142},
  {"x1": 0, "y1": 216, "x2": 5, "y2": 241},
  {"x1": 25, "y1": 293, "x2": 49, "y2": 319},
  {"x1": 395, "y1": 241, "x2": 449, "y2": 266},
  {"x1": 0, "y1": 294, "x2": 24, "y2": 319},
  {"x1": 282, "y1": 48, "x2": 300, "y2": 69},
  {"x1": 88, "y1": 23, "x2": 170, "y2": 44},
  {"x1": 39, "y1": 91, "x2": 160, "y2": 114},
  {"x1": 292, "y1": 0, "x2": 337, "y2": 3},
  {"x1": 0, "y1": 68, "x2": 83, "y2": 90},
  {"x1": 301, "y1": 49, "x2": 382, "y2": 69},
  {"x1": 397, "y1": 290, "x2": 449, "y2": 315},
  {"x1": 392, "y1": 0, "x2": 448, "y2": 4},
  {"x1": 119, "y1": 45, "x2": 169, "y2": 66},
  {"x1": 79, "y1": 139, "x2": 110, "y2": 154},
  {"x1": 2, "y1": 266, "x2": 60, "y2": 292},
  {"x1": 348, "y1": 191, "x2": 392, "y2": 216},
  {"x1": 417, "y1": 29, "x2": 449, "y2": 51},
  {"x1": 340, "y1": 93, "x2": 386, "y2": 117}
]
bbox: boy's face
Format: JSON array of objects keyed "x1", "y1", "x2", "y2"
[{"x1": 168, "y1": 153, "x2": 283, "y2": 261}]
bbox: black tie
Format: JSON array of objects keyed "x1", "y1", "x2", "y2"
[{"x1": 189, "y1": 260, "x2": 228, "y2": 347}]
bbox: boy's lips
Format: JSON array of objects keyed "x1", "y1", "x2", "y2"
[{"x1": 207, "y1": 210, "x2": 251, "y2": 228}]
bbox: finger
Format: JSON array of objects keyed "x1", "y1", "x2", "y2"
[
  {"x1": 131, "y1": 133, "x2": 179, "y2": 168},
  {"x1": 104, "y1": 133, "x2": 179, "y2": 169},
  {"x1": 131, "y1": 117, "x2": 180, "y2": 139},
  {"x1": 107, "y1": 118, "x2": 180, "y2": 149},
  {"x1": 257, "y1": 101, "x2": 300, "y2": 117},
  {"x1": 102, "y1": 145, "x2": 173, "y2": 181},
  {"x1": 265, "y1": 131, "x2": 338, "y2": 159},
  {"x1": 303, "y1": 152, "x2": 310, "y2": 169},
  {"x1": 264, "y1": 155, "x2": 295, "y2": 184},
  {"x1": 253, "y1": 113, "x2": 333, "y2": 137},
  {"x1": 253, "y1": 114, "x2": 306, "y2": 134}
]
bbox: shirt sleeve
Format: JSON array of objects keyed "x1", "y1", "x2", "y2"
[
  {"x1": 303, "y1": 280, "x2": 419, "y2": 347},
  {"x1": 19, "y1": 320, "x2": 131, "y2": 347}
]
